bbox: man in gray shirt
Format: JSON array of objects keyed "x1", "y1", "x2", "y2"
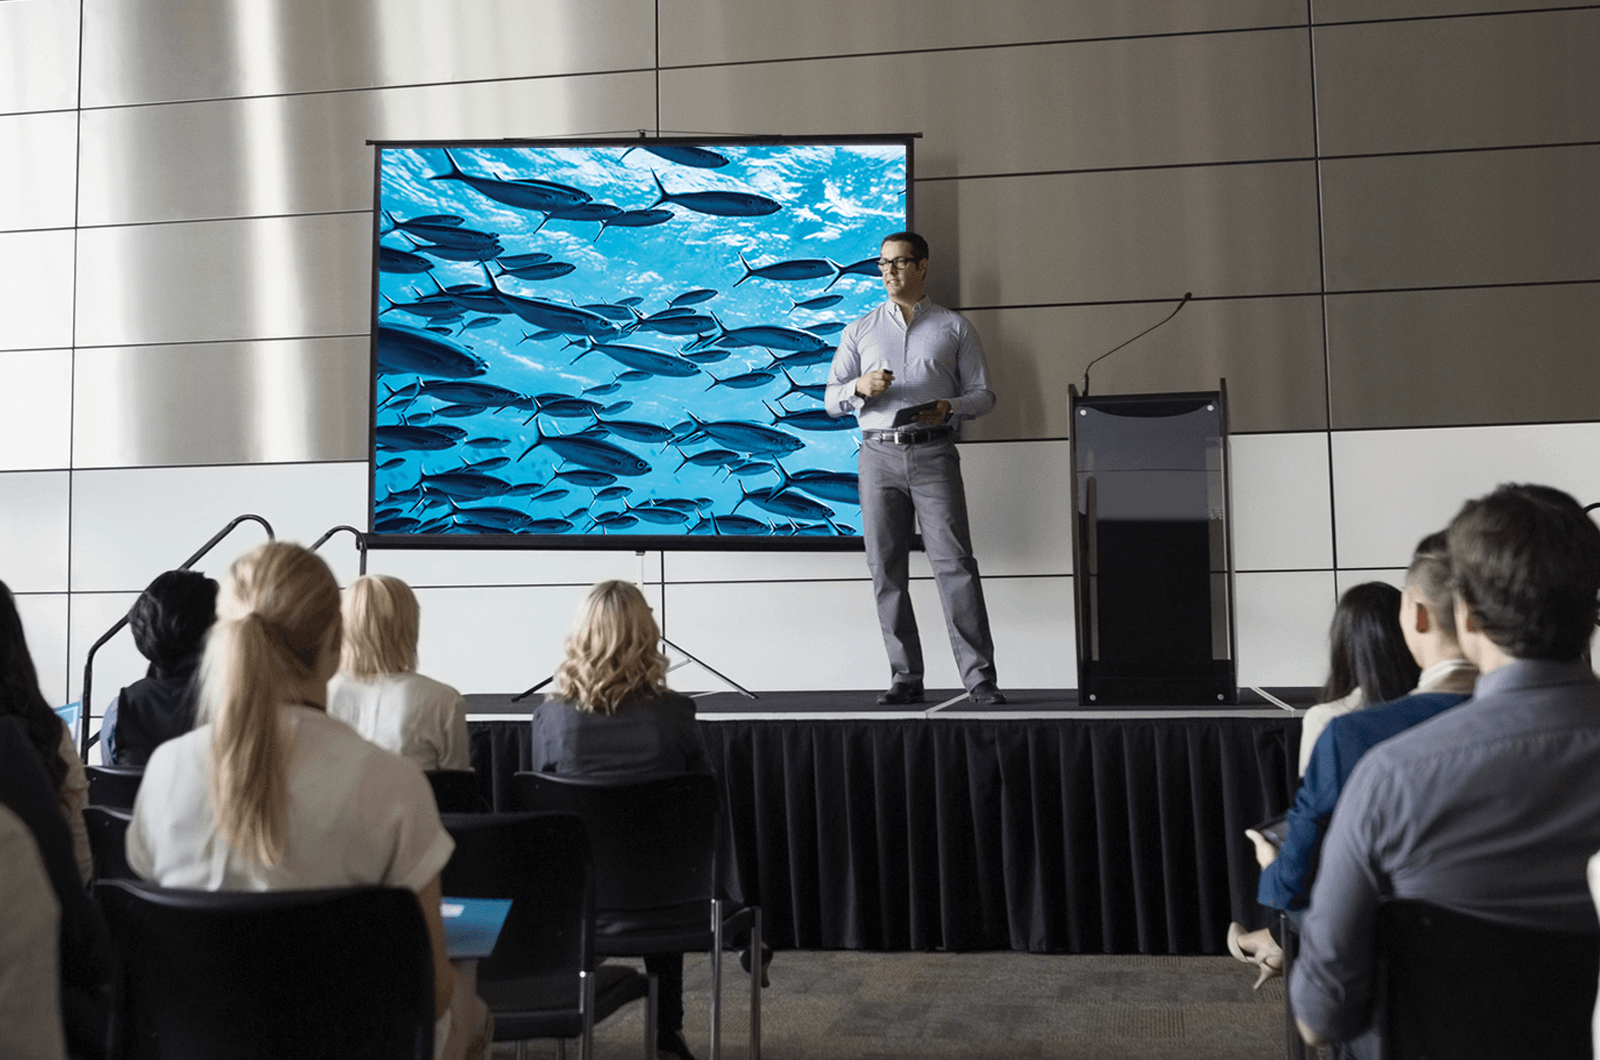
[
  {"x1": 1291, "y1": 483, "x2": 1600, "y2": 1050},
  {"x1": 825, "y1": 232, "x2": 1003, "y2": 705}
]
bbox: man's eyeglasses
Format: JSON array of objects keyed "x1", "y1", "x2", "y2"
[{"x1": 877, "y1": 257, "x2": 922, "y2": 271}]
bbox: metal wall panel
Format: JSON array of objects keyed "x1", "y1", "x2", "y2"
[
  {"x1": 914, "y1": 163, "x2": 1321, "y2": 308},
  {"x1": 1230, "y1": 433, "x2": 1334, "y2": 572},
  {"x1": 962, "y1": 295, "x2": 1327, "y2": 439},
  {"x1": 1330, "y1": 422, "x2": 1600, "y2": 569},
  {"x1": 0, "y1": 111, "x2": 78, "y2": 231},
  {"x1": 73, "y1": 213, "x2": 370, "y2": 347},
  {"x1": 78, "y1": 71, "x2": 657, "y2": 227},
  {"x1": 1320, "y1": 146, "x2": 1600, "y2": 292},
  {"x1": 1234, "y1": 571, "x2": 1337, "y2": 687},
  {"x1": 0, "y1": 471, "x2": 71, "y2": 592},
  {"x1": 0, "y1": 350, "x2": 73, "y2": 471},
  {"x1": 69, "y1": 591, "x2": 143, "y2": 723},
  {"x1": 0, "y1": 0, "x2": 80, "y2": 114},
  {"x1": 411, "y1": 585, "x2": 598, "y2": 696},
  {"x1": 660, "y1": 31, "x2": 1312, "y2": 179},
  {"x1": 72, "y1": 338, "x2": 368, "y2": 468},
  {"x1": 1315, "y1": 10, "x2": 1600, "y2": 156},
  {"x1": 80, "y1": 0, "x2": 655, "y2": 107},
  {"x1": 0, "y1": 229, "x2": 76, "y2": 350},
  {"x1": 661, "y1": 0, "x2": 1304, "y2": 67},
  {"x1": 1314, "y1": 1, "x2": 1572, "y2": 22},
  {"x1": 1327, "y1": 284, "x2": 1600, "y2": 430},
  {"x1": 69, "y1": 461, "x2": 368, "y2": 591},
  {"x1": 13, "y1": 593, "x2": 70, "y2": 710}
]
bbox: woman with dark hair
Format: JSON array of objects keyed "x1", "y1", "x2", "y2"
[
  {"x1": 101, "y1": 569, "x2": 217, "y2": 766},
  {"x1": 1297, "y1": 581, "x2": 1419, "y2": 776},
  {"x1": 530, "y1": 579, "x2": 711, "y2": 1060},
  {"x1": 0, "y1": 580, "x2": 92, "y2": 884},
  {"x1": 1227, "y1": 580, "x2": 1420, "y2": 987}
]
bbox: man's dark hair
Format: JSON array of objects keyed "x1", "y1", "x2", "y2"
[
  {"x1": 129, "y1": 569, "x2": 218, "y2": 678},
  {"x1": 881, "y1": 231, "x2": 929, "y2": 261},
  {"x1": 1322, "y1": 581, "x2": 1420, "y2": 707},
  {"x1": 1447, "y1": 483, "x2": 1600, "y2": 661}
]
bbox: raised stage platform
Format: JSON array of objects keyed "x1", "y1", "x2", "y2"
[{"x1": 467, "y1": 690, "x2": 1305, "y2": 957}]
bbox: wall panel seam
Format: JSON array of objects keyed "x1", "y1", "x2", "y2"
[
  {"x1": 657, "y1": 22, "x2": 1312, "y2": 73},
  {"x1": 1312, "y1": 3, "x2": 1600, "y2": 30}
]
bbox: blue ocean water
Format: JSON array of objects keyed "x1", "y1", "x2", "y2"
[{"x1": 372, "y1": 142, "x2": 908, "y2": 541}]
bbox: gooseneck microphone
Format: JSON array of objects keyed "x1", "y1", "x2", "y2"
[{"x1": 1080, "y1": 292, "x2": 1193, "y2": 397}]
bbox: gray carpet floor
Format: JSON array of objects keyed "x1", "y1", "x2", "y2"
[{"x1": 490, "y1": 950, "x2": 1306, "y2": 1059}]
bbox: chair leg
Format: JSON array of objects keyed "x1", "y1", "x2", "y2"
[
  {"x1": 554, "y1": 1039, "x2": 564, "y2": 1060},
  {"x1": 748, "y1": 908, "x2": 761, "y2": 1060},
  {"x1": 709, "y1": 898, "x2": 724, "y2": 1060},
  {"x1": 646, "y1": 972, "x2": 659, "y2": 1060},
  {"x1": 522, "y1": 1041, "x2": 534, "y2": 1060}
]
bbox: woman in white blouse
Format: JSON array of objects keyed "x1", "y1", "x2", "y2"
[
  {"x1": 127, "y1": 543, "x2": 488, "y2": 1060},
  {"x1": 327, "y1": 575, "x2": 470, "y2": 772}
]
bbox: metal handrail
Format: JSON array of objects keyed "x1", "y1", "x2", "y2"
[
  {"x1": 309, "y1": 524, "x2": 368, "y2": 575},
  {"x1": 79, "y1": 514, "x2": 275, "y2": 758}
]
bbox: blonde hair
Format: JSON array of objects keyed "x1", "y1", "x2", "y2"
[
  {"x1": 199, "y1": 542, "x2": 342, "y2": 866},
  {"x1": 553, "y1": 580, "x2": 669, "y2": 715},
  {"x1": 339, "y1": 575, "x2": 420, "y2": 678}
]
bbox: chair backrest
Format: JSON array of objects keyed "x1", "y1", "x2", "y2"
[
  {"x1": 1378, "y1": 898, "x2": 1600, "y2": 1060},
  {"x1": 96, "y1": 881, "x2": 434, "y2": 1060},
  {"x1": 426, "y1": 768, "x2": 489, "y2": 813},
  {"x1": 86, "y1": 765, "x2": 145, "y2": 810},
  {"x1": 510, "y1": 771, "x2": 720, "y2": 911},
  {"x1": 85, "y1": 805, "x2": 137, "y2": 882},
  {"x1": 439, "y1": 811, "x2": 592, "y2": 983}
]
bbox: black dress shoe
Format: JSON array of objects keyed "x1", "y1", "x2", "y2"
[
  {"x1": 877, "y1": 681, "x2": 925, "y2": 705},
  {"x1": 968, "y1": 681, "x2": 1006, "y2": 705},
  {"x1": 658, "y1": 1028, "x2": 697, "y2": 1060}
]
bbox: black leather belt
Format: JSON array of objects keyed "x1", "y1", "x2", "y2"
[{"x1": 862, "y1": 426, "x2": 954, "y2": 445}]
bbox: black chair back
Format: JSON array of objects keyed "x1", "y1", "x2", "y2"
[
  {"x1": 85, "y1": 805, "x2": 136, "y2": 882},
  {"x1": 510, "y1": 771, "x2": 720, "y2": 910},
  {"x1": 438, "y1": 811, "x2": 592, "y2": 983},
  {"x1": 1378, "y1": 898, "x2": 1600, "y2": 1060},
  {"x1": 426, "y1": 768, "x2": 489, "y2": 813},
  {"x1": 96, "y1": 881, "x2": 433, "y2": 1060},
  {"x1": 86, "y1": 765, "x2": 145, "y2": 810}
]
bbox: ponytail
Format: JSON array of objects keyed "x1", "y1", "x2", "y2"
[{"x1": 200, "y1": 544, "x2": 341, "y2": 866}]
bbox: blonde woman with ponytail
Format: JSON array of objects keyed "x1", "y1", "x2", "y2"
[
  {"x1": 529, "y1": 579, "x2": 711, "y2": 1060},
  {"x1": 126, "y1": 543, "x2": 490, "y2": 1060}
]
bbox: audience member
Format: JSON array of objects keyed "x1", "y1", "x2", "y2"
[
  {"x1": 101, "y1": 568, "x2": 217, "y2": 766},
  {"x1": 0, "y1": 803, "x2": 68, "y2": 1060},
  {"x1": 1230, "y1": 531, "x2": 1479, "y2": 988},
  {"x1": 0, "y1": 580, "x2": 92, "y2": 884},
  {"x1": 1297, "y1": 581, "x2": 1420, "y2": 776},
  {"x1": 126, "y1": 543, "x2": 490, "y2": 1060},
  {"x1": 529, "y1": 579, "x2": 711, "y2": 1060},
  {"x1": 328, "y1": 574, "x2": 469, "y2": 772},
  {"x1": 1291, "y1": 484, "x2": 1600, "y2": 1051}
]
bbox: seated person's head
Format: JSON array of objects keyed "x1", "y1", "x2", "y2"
[
  {"x1": 1447, "y1": 484, "x2": 1600, "y2": 663},
  {"x1": 555, "y1": 580, "x2": 668, "y2": 715},
  {"x1": 339, "y1": 575, "x2": 419, "y2": 680},
  {"x1": 1325, "y1": 581, "x2": 1420, "y2": 705},
  {"x1": 1400, "y1": 531, "x2": 1461, "y2": 659},
  {"x1": 202, "y1": 542, "x2": 342, "y2": 865},
  {"x1": 129, "y1": 569, "x2": 219, "y2": 678}
]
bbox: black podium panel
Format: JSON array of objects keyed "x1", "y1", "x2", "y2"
[{"x1": 1069, "y1": 389, "x2": 1237, "y2": 706}]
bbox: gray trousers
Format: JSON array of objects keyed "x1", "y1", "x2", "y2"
[{"x1": 859, "y1": 436, "x2": 997, "y2": 690}]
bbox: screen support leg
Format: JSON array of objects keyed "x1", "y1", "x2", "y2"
[{"x1": 641, "y1": 551, "x2": 759, "y2": 700}]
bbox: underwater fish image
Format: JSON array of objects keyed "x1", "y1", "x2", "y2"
[
  {"x1": 379, "y1": 246, "x2": 435, "y2": 274},
  {"x1": 733, "y1": 252, "x2": 836, "y2": 287},
  {"x1": 622, "y1": 144, "x2": 730, "y2": 169},
  {"x1": 649, "y1": 173, "x2": 782, "y2": 218},
  {"x1": 372, "y1": 139, "x2": 908, "y2": 539}
]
